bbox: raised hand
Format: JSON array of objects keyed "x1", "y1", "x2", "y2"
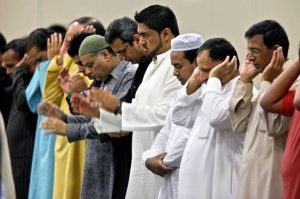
[
  {"x1": 145, "y1": 153, "x2": 174, "y2": 177},
  {"x1": 47, "y1": 33, "x2": 63, "y2": 60},
  {"x1": 57, "y1": 21, "x2": 84, "y2": 65},
  {"x1": 239, "y1": 59, "x2": 261, "y2": 83},
  {"x1": 40, "y1": 117, "x2": 67, "y2": 136},
  {"x1": 261, "y1": 47, "x2": 284, "y2": 82},
  {"x1": 186, "y1": 67, "x2": 206, "y2": 95},
  {"x1": 16, "y1": 53, "x2": 35, "y2": 68},
  {"x1": 57, "y1": 68, "x2": 71, "y2": 93},
  {"x1": 68, "y1": 74, "x2": 88, "y2": 93},
  {"x1": 83, "y1": 25, "x2": 96, "y2": 33},
  {"x1": 38, "y1": 101, "x2": 66, "y2": 120},
  {"x1": 209, "y1": 56, "x2": 239, "y2": 86},
  {"x1": 70, "y1": 93, "x2": 100, "y2": 117},
  {"x1": 89, "y1": 87, "x2": 120, "y2": 113}
]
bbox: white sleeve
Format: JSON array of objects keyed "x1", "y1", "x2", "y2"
[
  {"x1": 142, "y1": 110, "x2": 173, "y2": 163},
  {"x1": 201, "y1": 77, "x2": 233, "y2": 130},
  {"x1": 163, "y1": 126, "x2": 190, "y2": 168},
  {"x1": 172, "y1": 87, "x2": 202, "y2": 128},
  {"x1": 122, "y1": 74, "x2": 181, "y2": 132},
  {"x1": 94, "y1": 108, "x2": 122, "y2": 133}
]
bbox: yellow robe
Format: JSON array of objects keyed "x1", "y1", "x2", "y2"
[{"x1": 43, "y1": 54, "x2": 91, "y2": 199}]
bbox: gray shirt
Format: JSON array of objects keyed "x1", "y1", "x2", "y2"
[{"x1": 66, "y1": 60, "x2": 137, "y2": 142}]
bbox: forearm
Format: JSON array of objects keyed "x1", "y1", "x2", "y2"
[
  {"x1": 261, "y1": 58, "x2": 300, "y2": 112},
  {"x1": 66, "y1": 121, "x2": 99, "y2": 142},
  {"x1": 12, "y1": 67, "x2": 30, "y2": 111},
  {"x1": 229, "y1": 79, "x2": 253, "y2": 133},
  {"x1": 201, "y1": 77, "x2": 233, "y2": 130}
]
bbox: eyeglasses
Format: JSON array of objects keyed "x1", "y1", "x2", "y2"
[
  {"x1": 247, "y1": 47, "x2": 272, "y2": 56},
  {"x1": 116, "y1": 43, "x2": 129, "y2": 56}
]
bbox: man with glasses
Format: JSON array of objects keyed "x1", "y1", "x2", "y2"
[
  {"x1": 228, "y1": 20, "x2": 290, "y2": 198},
  {"x1": 79, "y1": 5, "x2": 182, "y2": 199}
]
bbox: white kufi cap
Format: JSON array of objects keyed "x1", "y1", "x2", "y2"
[{"x1": 171, "y1": 33, "x2": 205, "y2": 51}]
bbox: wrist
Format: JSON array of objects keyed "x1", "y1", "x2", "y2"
[
  {"x1": 114, "y1": 101, "x2": 122, "y2": 114},
  {"x1": 240, "y1": 75, "x2": 252, "y2": 83}
]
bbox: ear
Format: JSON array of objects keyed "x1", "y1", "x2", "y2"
[
  {"x1": 272, "y1": 44, "x2": 280, "y2": 50},
  {"x1": 101, "y1": 49, "x2": 111, "y2": 62},
  {"x1": 133, "y1": 34, "x2": 143, "y2": 47},
  {"x1": 160, "y1": 28, "x2": 172, "y2": 43},
  {"x1": 192, "y1": 59, "x2": 197, "y2": 68}
]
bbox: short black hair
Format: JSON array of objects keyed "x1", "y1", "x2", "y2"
[
  {"x1": 245, "y1": 20, "x2": 289, "y2": 59},
  {"x1": 26, "y1": 28, "x2": 53, "y2": 52},
  {"x1": 134, "y1": 4, "x2": 179, "y2": 36},
  {"x1": 298, "y1": 44, "x2": 300, "y2": 58},
  {"x1": 183, "y1": 49, "x2": 198, "y2": 63},
  {"x1": 68, "y1": 32, "x2": 94, "y2": 57},
  {"x1": 197, "y1": 38, "x2": 240, "y2": 68},
  {"x1": 105, "y1": 17, "x2": 137, "y2": 45},
  {"x1": 4, "y1": 38, "x2": 27, "y2": 60},
  {"x1": 0, "y1": 32, "x2": 6, "y2": 53},
  {"x1": 72, "y1": 17, "x2": 106, "y2": 36}
]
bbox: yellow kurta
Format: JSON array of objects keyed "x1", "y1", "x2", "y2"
[{"x1": 43, "y1": 54, "x2": 91, "y2": 199}]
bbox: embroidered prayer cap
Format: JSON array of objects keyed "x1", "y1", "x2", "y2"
[
  {"x1": 171, "y1": 33, "x2": 205, "y2": 52},
  {"x1": 79, "y1": 35, "x2": 110, "y2": 56}
]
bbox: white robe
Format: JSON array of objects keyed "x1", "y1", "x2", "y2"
[
  {"x1": 142, "y1": 87, "x2": 192, "y2": 199},
  {"x1": 97, "y1": 50, "x2": 182, "y2": 199},
  {"x1": 172, "y1": 77, "x2": 244, "y2": 199}
]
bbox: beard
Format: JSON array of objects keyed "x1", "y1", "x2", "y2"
[{"x1": 145, "y1": 37, "x2": 163, "y2": 59}]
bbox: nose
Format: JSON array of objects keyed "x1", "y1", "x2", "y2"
[
  {"x1": 246, "y1": 52, "x2": 255, "y2": 61},
  {"x1": 173, "y1": 68, "x2": 179, "y2": 77},
  {"x1": 118, "y1": 54, "x2": 126, "y2": 61},
  {"x1": 139, "y1": 37, "x2": 146, "y2": 46}
]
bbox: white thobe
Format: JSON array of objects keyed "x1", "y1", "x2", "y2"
[
  {"x1": 173, "y1": 77, "x2": 244, "y2": 199},
  {"x1": 142, "y1": 87, "x2": 192, "y2": 199},
  {"x1": 95, "y1": 50, "x2": 182, "y2": 199}
]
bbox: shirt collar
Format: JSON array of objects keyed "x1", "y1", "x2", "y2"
[
  {"x1": 104, "y1": 60, "x2": 128, "y2": 83},
  {"x1": 152, "y1": 49, "x2": 171, "y2": 65}
]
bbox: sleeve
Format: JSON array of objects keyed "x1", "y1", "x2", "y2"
[
  {"x1": 94, "y1": 109, "x2": 122, "y2": 133},
  {"x1": 279, "y1": 90, "x2": 295, "y2": 116},
  {"x1": 121, "y1": 73, "x2": 181, "y2": 132},
  {"x1": 12, "y1": 67, "x2": 31, "y2": 112},
  {"x1": 200, "y1": 77, "x2": 232, "y2": 130},
  {"x1": 162, "y1": 126, "x2": 190, "y2": 168},
  {"x1": 66, "y1": 121, "x2": 99, "y2": 142},
  {"x1": 142, "y1": 108, "x2": 173, "y2": 163},
  {"x1": 171, "y1": 87, "x2": 202, "y2": 128},
  {"x1": 25, "y1": 67, "x2": 41, "y2": 113},
  {"x1": 258, "y1": 81, "x2": 292, "y2": 137},
  {"x1": 228, "y1": 79, "x2": 254, "y2": 134},
  {"x1": 43, "y1": 55, "x2": 64, "y2": 106},
  {"x1": 66, "y1": 114, "x2": 91, "y2": 123}
]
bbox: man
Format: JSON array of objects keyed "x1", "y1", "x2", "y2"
[
  {"x1": 42, "y1": 17, "x2": 104, "y2": 199},
  {"x1": 142, "y1": 33, "x2": 204, "y2": 199},
  {"x1": 6, "y1": 28, "x2": 49, "y2": 199},
  {"x1": 1, "y1": 38, "x2": 26, "y2": 125},
  {"x1": 171, "y1": 38, "x2": 242, "y2": 199},
  {"x1": 84, "y1": 5, "x2": 182, "y2": 199},
  {"x1": 65, "y1": 17, "x2": 152, "y2": 198},
  {"x1": 39, "y1": 35, "x2": 137, "y2": 199},
  {"x1": 260, "y1": 46, "x2": 300, "y2": 199},
  {"x1": 228, "y1": 20, "x2": 290, "y2": 199}
]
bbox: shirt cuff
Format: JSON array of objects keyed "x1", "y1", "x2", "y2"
[{"x1": 203, "y1": 77, "x2": 222, "y2": 93}]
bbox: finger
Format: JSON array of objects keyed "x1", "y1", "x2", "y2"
[{"x1": 47, "y1": 38, "x2": 51, "y2": 50}]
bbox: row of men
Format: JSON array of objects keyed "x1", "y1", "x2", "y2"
[{"x1": 0, "y1": 4, "x2": 300, "y2": 199}]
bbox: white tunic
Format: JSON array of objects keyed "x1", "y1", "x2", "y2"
[
  {"x1": 172, "y1": 77, "x2": 244, "y2": 199},
  {"x1": 142, "y1": 87, "x2": 192, "y2": 199},
  {"x1": 121, "y1": 50, "x2": 182, "y2": 199}
]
